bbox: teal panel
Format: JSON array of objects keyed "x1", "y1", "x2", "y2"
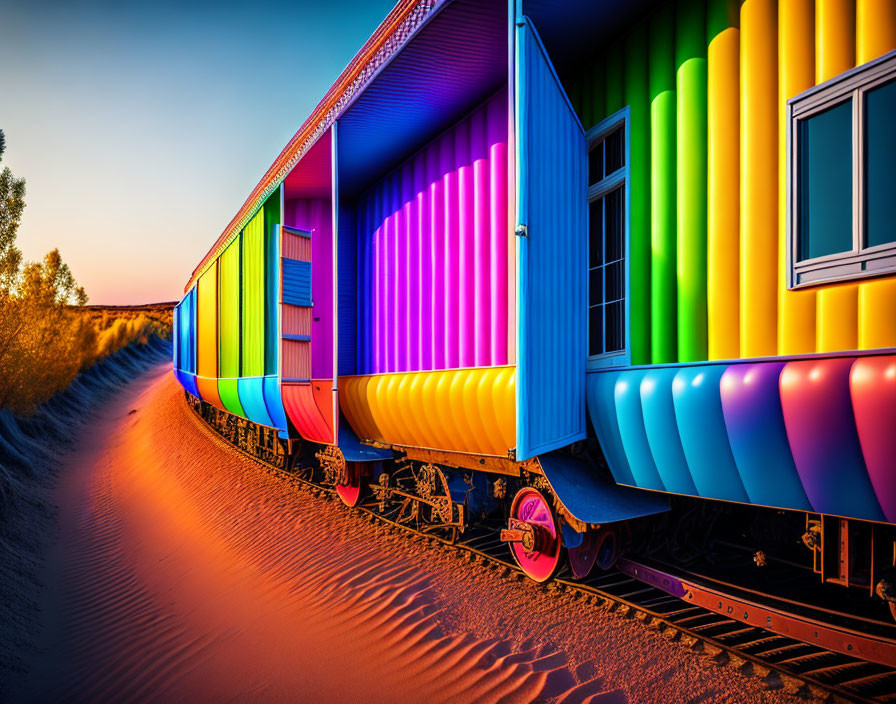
[
  {"x1": 639, "y1": 368, "x2": 697, "y2": 495},
  {"x1": 586, "y1": 372, "x2": 636, "y2": 486},
  {"x1": 672, "y1": 366, "x2": 749, "y2": 502},
  {"x1": 613, "y1": 370, "x2": 666, "y2": 491}
]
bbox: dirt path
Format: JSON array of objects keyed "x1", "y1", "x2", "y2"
[{"x1": 15, "y1": 366, "x2": 812, "y2": 703}]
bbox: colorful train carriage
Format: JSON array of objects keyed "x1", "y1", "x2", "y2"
[{"x1": 173, "y1": 0, "x2": 896, "y2": 628}]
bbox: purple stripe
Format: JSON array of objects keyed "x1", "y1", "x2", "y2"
[{"x1": 357, "y1": 89, "x2": 508, "y2": 375}]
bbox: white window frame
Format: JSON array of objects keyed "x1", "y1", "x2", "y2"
[
  {"x1": 788, "y1": 49, "x2": 896, "y2": 289},
  {"x1": 586, "y1": 107, "x2": 630, "y2": 370}
]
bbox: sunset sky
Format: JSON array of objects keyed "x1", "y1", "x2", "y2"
[{"x1": 1, "y1": 0, "x2": 395, "y2": 304}]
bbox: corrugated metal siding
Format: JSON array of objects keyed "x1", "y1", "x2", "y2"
[
  {"x1": 355, "y1": 88, "x2": 509, "y2": 375},
  {"x1": 515, "y1": 19, "x2": 587, "y2": 460},
  {"x1": 242, "y1": 210, "x2": 265, "y2": 377},
  {"x1": 586, "y1": 353, "x2": 896, "y2": 523},
  {"x1": 263, "y1": 193, "x2": 280, "y2": 376},
  {"x1": 176, "y1": 290, "x2": 197, "y2": 374},
  {"x1": 286, "y1": 198, "x2": 333, "y2": 379},
  {"x1": 282, "y1": 233, "x2": 311, "y2": 260},
  {"x1": 339, "y1": 367, "x2": 515, "y2": 456},
  {"x1": 282, "y1": 260, "x2": 312, "y2": 307},
  {"x1": 338, "y1": 206, "x2": 357, "y2": 376},
  {"x1": 197, "y1": 262, "x2": 218, "y2": 378},
  {"x1": 282, "y1": 340, "x2": 311, "y2": 380},
  {"x1": 218, "y1": 235, "x2": 241, "y2": 379},
  {"x1": 567, "y1": 0, "x2": 896, "y2": 363},
  {"x1": 282, "y1": 306, "x2": 311, "y2": 337}
]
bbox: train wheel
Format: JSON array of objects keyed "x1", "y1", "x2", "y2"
[
  {"x1": 502, "y1": 487, "x2": 563, "y2": 583},
  {"x1": 335, "y1": 461, "x2": 364, "y2": 507},
  {"x1": 568, "y1": 529, "x2": 599, "y2": 579}
]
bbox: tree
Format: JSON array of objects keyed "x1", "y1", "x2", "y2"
[{"x1": 0, "y1": 129, "x2": 25, "y2": 294}]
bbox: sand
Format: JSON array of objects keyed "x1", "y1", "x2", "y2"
[{"x1": 11, "y1": 364, "x2": 815, "y2": 703}]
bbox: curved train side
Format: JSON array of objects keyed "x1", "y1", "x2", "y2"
[{"x1": 172, "y1": 0, "x2": 896, "y2": 628}]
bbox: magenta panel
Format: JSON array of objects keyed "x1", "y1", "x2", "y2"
[
  {"x1": 850, "y1": 357, "x2": 896, "y2": 522},
  {"x1": 779, "y1": 358, "x2": 884, "y2": 522},
  {"x1": 285, "y1": 198, "x2": 332, "y2": 379},
  {"x1": 357, "y1": 89, "x2": 509, "y2": 374}
]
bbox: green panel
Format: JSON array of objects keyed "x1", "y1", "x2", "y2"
[
  {"x1": 707, "y1": 0, "x2": 740, "y2": 43},
  {"x1": 218, "y1": 378, "x2": 245, "y2": 417},
  {"x1": 242, "y1": 210, "x2": 265, "y2": 376},
  {"x1": 218, "y1": 234, "x2": 241, "y2": 378},
  {"x1": 625, "y1": 26, "x2": 651, "y2": 365},
  {"x1": 650, "y1": 6, "x2": 678, "y2": 363},
  {"x1": 676, "y1": 1, "x2": 708, "y2": 362},
  {"x1": 263, "y1": 190, "x2": 281, "y2": 375},
  {"x1": 605, "y1": 45, "x2": 626, "y2": 115}
]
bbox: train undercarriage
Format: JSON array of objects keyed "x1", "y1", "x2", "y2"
[{"x1": 187, "y1": 394, "x2": 896, "y2": 659}]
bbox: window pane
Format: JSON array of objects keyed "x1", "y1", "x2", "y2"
[
  {"x1": 589, "y1": 199, "x2": 603, "y2": 267},
  {"x1": 865, "y1": 79, "x2": 896, "y2": 249},
  {"x1": 605, "y1": 127, "x2": 624, "y2": 174},
  {"x1": 588, "y1": 141, "x2": 604, "y2": 186},
  {"x1": 589, "y1": 306, "x2": 603, "y2": 356},
  {"x1": 605, "y1": 301, "x2": 624, "y2": 353},
  {"x1": 606, "y1": 260, "x2": 623, "y2": 302},
  {"x1": 589, "y1": 267, "x2": 603, "y2": 307},
  {"x1": 604, "y1": 187, "x2": 623, "y2": 262},
  {"x1": 798, "y1": 100, "x2": 853, "y2": 261}
]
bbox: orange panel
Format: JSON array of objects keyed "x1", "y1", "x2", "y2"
[
  {"x1": 282, "y1": 381, "x2": 334, "y2": 444},
  {"x1": 817, "y1": 285, "x2": 859, "y2": 352},
  {"x1": 857, "y1": 0, "x2": 896, "y2": 63},
  {"x1": 196, "y1": 376, "x2": 224, "y2": 412},
  {"x1": 816, "y1": 0, "x2": 856, "y2": 83},
  {"x1": 339, "y1": 366, "x2": 516, "y2": 457}
]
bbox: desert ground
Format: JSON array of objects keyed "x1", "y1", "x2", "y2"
[{"x1": 7, "y1": 360, "x2": 814, "y2": 703}]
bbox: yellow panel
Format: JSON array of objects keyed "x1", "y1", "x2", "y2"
[
  {"x1": 859, "y1": 279, "x2": 896, "y2": 349},
  {"x1": 816, "y1": 0, "x2": 856, "y2": 83},
  {"x1": 339, "y1": 367, "x2": 516, "y2": 457},
  {"x1": 707, "y1": 26, "x2": 740, "y2": 360},
  {"x1": 740, "y1": 0, "x2": 779, "y2": 358},
  {"x1": 778, "y1": 0, "x2": 818, "y2": 355},
  {"x1": 196, "y1": 261, "x2": 218, "y2": 378},
  {"x1": 817, "y1": 285, "x2": 858, "y2": 352},
  {"x1": 857, "y1": 0, "x2": 896, "y2": 63}
]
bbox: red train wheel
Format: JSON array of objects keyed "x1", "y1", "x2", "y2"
[
  {"x1": 503, "y1": 487, "x2": 563, "y2": 583},
  {"x1": 335, "y1": 461, "x2": 364, "y2": 507}
]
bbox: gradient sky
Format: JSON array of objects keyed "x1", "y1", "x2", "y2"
[{"x1": 1, "y1": 0, "x2": 395, "y2": 304}]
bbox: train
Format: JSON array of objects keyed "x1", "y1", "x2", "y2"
[{"x1": 173, "y1": 0, "x2": 896, "y2": 638}]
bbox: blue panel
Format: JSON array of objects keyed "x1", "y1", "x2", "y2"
[
  {"x1": 720, "y1": 363, "x2": 812, "y2": 510},
  {"x1": 175, "y1": 290, "x2": 197, "y2": 374},
  {"x1": 336, "y1": 0, "x2": 506, "y2": 196},
  {"x1": 515, "y1": 18, "x2": 587, "y2": 459},
  {"x1": 237, "y1": 377, "x2": 275, "y2": 428},
  {"x1": 586, "y1": 372, "x2": 636, "y2": 485},
  {"x1": 613, "y1": 370, "x2": 666, "y2": 491},
  {"x1": 172, "y1": 302, "x2": 180, "y2": 370},
  {"x1": 338, "y1": 205, "x2": 357, "y2": 376},
  {"x1": 263, "y1": 376, "x2": 289, "y2": 433},
  {"x1": 338, "y1": 416, "x2": 392, "y2": 462},
  {"x1": 282, "y1": 259, "x2": 312, "y2": 307},
  {"x1": 175, "y1": 370, "x2": 200, "y2": 399},
  {"x1": 672, "y1": 366, "x2": 749, "y2": 503},
  {"x1": 538, "y1": 452, "x2": 669, "y2": 524},
  {"x1": 639, "y1": 369, "x2": 697, "y2": 495}
]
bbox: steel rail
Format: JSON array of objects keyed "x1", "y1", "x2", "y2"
[{"x1": 185, "y1": 401, "x2": 896, "y2": 703}]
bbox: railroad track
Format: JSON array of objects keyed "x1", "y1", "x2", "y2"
[{"x1": 187, "y1": 404, "x2": 896, "y2": 703}]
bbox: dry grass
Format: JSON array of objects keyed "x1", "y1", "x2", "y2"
[{"x1": 0, "y1": 301, "x2": 174, "y2": 415}]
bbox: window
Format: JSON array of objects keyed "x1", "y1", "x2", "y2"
[
  {"x1": 587, "y1": 110, "x2": 628, "y2": 365},
  {"x1": 790, "y1": 49, "x2": 896, "y2": 287}
]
